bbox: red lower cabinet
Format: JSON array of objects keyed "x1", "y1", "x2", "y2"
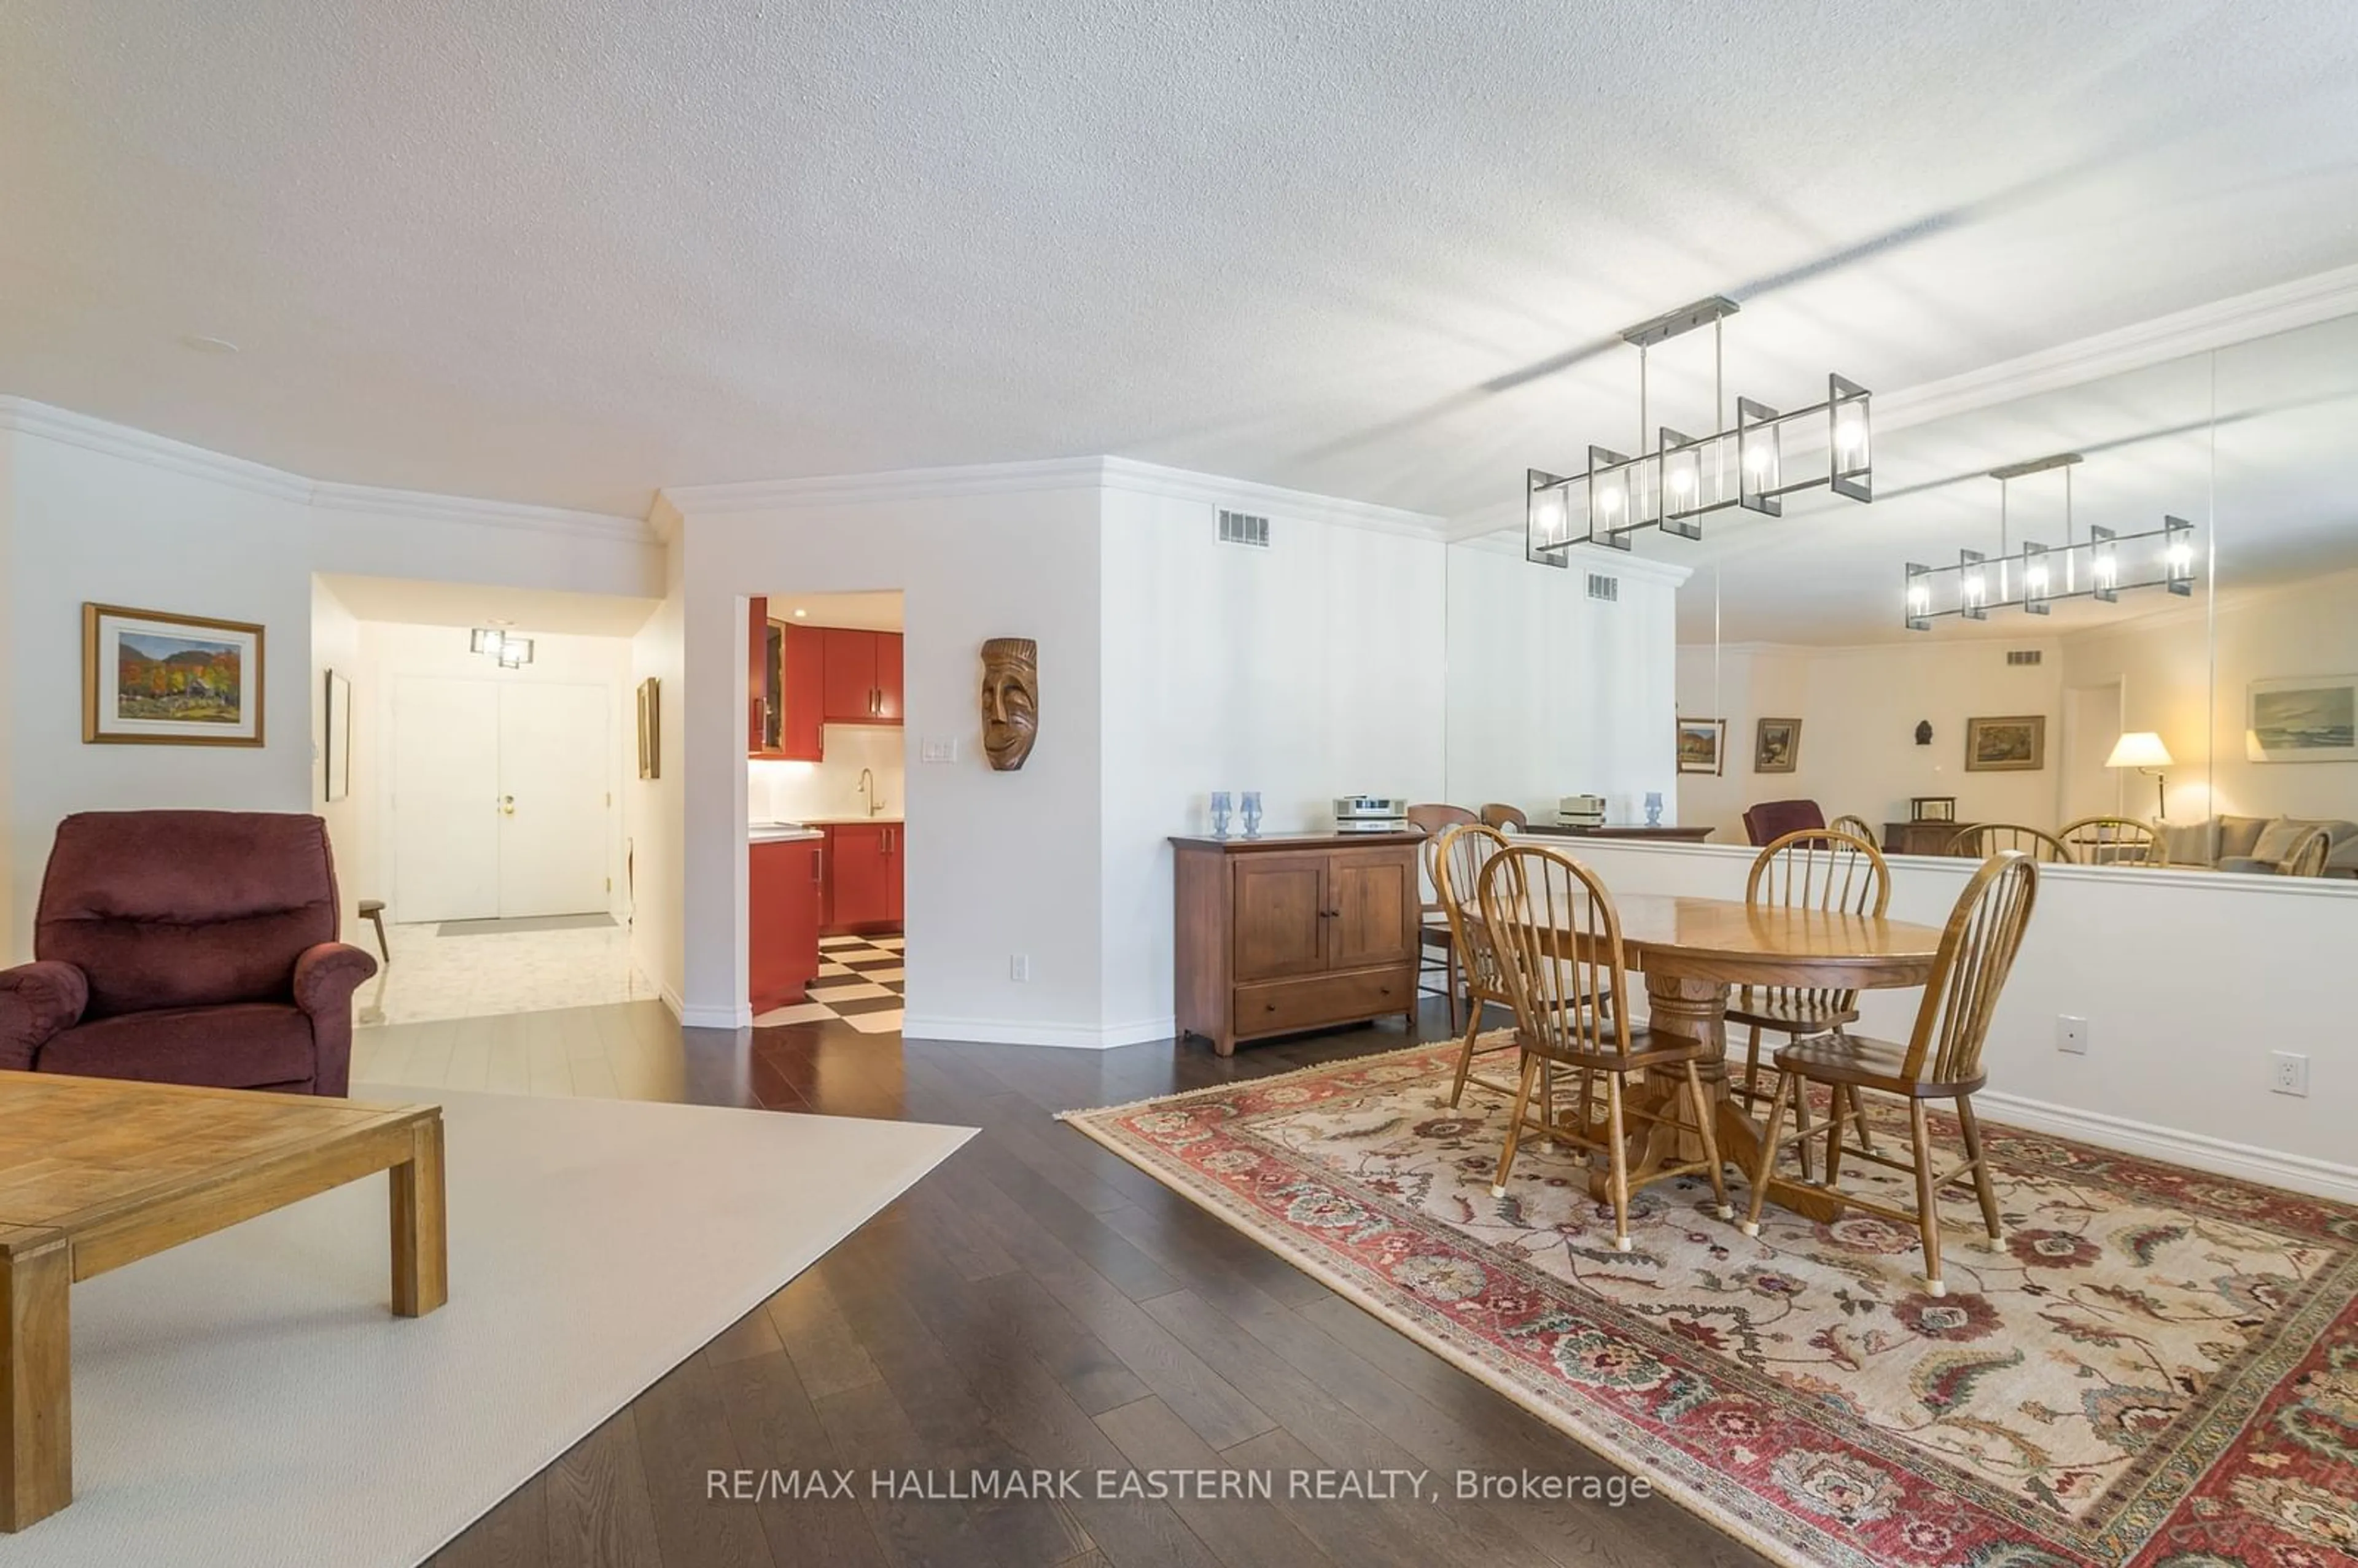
[
  {"x1": 749, "y1": 838, "x2": 823, "y2": 1013},
  {"x1": 820, "y1": 823, "x2": 905, "y2": 934}
]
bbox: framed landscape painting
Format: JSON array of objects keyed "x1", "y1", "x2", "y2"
[
  {"x1": 2247, "y1": 675, "x2": 2358, "y2": 763},
  {"x1": 1964, "y1": 714, "x2": 2045, "y2": 772},
  {"x1": 1676, "y1": 717, "x2": 1726, "y2": 775},
  {"x1": 1754, "y1": 716, "x2": 1802, "y2": 774},
  {"x1": 83, "y1": 603, "x2": 265, "y2": 746}
]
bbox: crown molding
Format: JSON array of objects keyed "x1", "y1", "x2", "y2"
[
  {"x1": 660, "y1": 456, "x2": 1111, "y2": 514},
  {"x1": 1875, "y1": 262, "x2": 2358, "y2": 435},
  {"x1": 1095, "y1": 456, "x2": 1446, "y2": 538},
  {"x1": 663, "y1": 453, "x2": 1450, "y2": 540},
  {"x1": 0, "y1": 395, "x2": 655, "y2": 545},
  {"x1": 0, "y1": 394, "x2": 314, "y2": 503}
]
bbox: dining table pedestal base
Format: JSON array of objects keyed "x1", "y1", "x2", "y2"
[{"x1": 1573, "y1": 970, "x2": 1846, "y2": 1224}]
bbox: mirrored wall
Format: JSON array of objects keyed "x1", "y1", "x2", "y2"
[{"x1": 1444, "y1": 310, "x2": 2358, "y2": 886}]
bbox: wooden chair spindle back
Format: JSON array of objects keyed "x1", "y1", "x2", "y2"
[
  {"x1": 1904, "y1": 852, "x2": 2041, "y2": 1088},
  {"x1": 1477, "y1": 844, "x2": 1630, "y2": 1066}
]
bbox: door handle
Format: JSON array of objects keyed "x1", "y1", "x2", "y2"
[{"x1": 500, "y1": 795, "x2": 515, "y2": 815}]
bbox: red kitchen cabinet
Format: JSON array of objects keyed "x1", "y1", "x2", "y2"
[
  {"x1": 823, "y1": 822, "x2": 905, "y2": 934},
  {"x1": 820, "y1": 629, "x2": 905, "y2": 726},
  {"x1": 777, "y1": 621, "x2": 825, "y2": 761},
  {"x1": 822, "y1": 630, "x2": 880, "y2": 724},
  {"x1": 749, "y1": 837, "x2": 823, "y2": 1012},
  {"x1": 884, "y1": 821, "x2": 905, "y2": 924},
  {"x1": 747, "y1": 597, "x2": 769, "y2": 755},
  {"x1": 874, "y1": 632, "x2": 903, "y2": 723}
]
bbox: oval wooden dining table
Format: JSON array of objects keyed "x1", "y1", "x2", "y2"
[{"x1": 1537, "y1": 893, "x2": 1949, "y2": 1223}]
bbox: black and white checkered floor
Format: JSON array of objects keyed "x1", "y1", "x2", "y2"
[{"x1": 752, "y1": 933, "x2": 905, "y2": 1033}]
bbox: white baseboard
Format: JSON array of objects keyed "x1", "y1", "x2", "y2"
[
  {"x1": 900, "y1": 1015, "x2": 1172, "y2": 1050},
  {"x1": 1976, "y1": 1090, "x2": 2358, "y2": 1203},
  {"x1": 676, "y1": 995, "x2": 752, "y2": 1030}
]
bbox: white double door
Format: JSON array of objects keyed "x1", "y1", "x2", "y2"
[{"x1": 392, "y1": 677, "x2": 612, "y2": 922}]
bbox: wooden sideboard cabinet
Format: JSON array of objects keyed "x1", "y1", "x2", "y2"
[
  {"x1": 1172, "y1": 831, "x2": 1422, "y2": 1057},
  {"x1": 1883, "y1": 820, "x2": 1975, "y2": 856}
]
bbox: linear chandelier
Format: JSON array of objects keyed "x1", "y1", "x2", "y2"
[
  {"x1": 469, "y1": 625, "x2": 535, "y2": 668},
  {"x1": 1902, "y1": 452, "x2": 2195, "y2": 631},
  {"x1": 1525, "y1": 296, "x2": 1874, "y2": 566}
]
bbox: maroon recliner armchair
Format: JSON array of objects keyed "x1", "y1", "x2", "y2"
[
  {"x1": 0, "y1": 811, "x2": 378, "y2": 1095},
  {"x1": 1743, "y1": 799, "x2": 1827, "y2": 847}
]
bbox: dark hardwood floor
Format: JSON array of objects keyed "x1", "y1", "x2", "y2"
[{"x1": 413, "y1": 999, "x2": 1770, "y2": 1568}]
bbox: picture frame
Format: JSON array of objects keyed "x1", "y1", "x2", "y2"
[
  {"x1": 1753, "y1": 716, "x2": 1802, "y2": 774},
  {"x1": 323, "y1": 670, "x2": 353, "y2": 802},
  {"x1": 1910, "y1": 796, "x2": 1957, "y2": 823},
  {"x1": 1964, "y1": 714, "x2": 2045, "y2": 772},
  {"x1": 2247, "y1": 675, "x2": 2358, "y2": 764},
  {"x1": 83, "y1": 602, "x2": 265, "y2": 747},
  {"x1": 1676, "y1": 717, "x2": 1726, "y2": 776},
  {"x1": 636, "y1": 677, "x2": 661, "y2": 779}
]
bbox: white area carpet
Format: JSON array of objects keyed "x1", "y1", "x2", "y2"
[{"x1": 0, "y1": 1086, "x2": 971, "y2": 1568}]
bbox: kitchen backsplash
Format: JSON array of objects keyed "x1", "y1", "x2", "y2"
[{"x1": 749, "y1": 726, "x2": 907, "y2": 820}]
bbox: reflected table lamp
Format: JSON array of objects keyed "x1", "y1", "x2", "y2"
[{"x1": 2105, "y1": 732, "x2": 2173, "y2": 820}]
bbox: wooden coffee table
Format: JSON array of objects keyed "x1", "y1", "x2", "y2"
[{"x1": 0, "y1": 1072, "x2": 447, "y2": 1531}]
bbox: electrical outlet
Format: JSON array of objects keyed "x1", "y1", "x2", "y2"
[
  {"x1": 1010, "y1": 953, "x2": 1030, "y2": 982},
  {"x1": 2271, "y1": 1051, "x2": 2309, "y2": 1097},
  {"x1": 2056, "y1": 1015, "x2": 2089, "y2": 1055},
  {"x1": 922, "y1": 736, "x2": 958, "y2": 764}
]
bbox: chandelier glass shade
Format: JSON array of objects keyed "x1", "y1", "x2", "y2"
[
  {"x1": 470, "y1": 626, "x2": 536, "y2": 667},
  {"x1": 1523, "y1": 295, "x2": 1872, "y2": 567}
]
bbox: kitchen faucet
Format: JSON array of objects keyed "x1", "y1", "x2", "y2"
[{"x1": 857, "y1": 767, "x2": 884, "y2": 817}]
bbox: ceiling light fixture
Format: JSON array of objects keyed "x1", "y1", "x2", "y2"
[
  {"x1": 469, "y1": 626, "x2": 535, "y2": 667},
  {"x1": 1525, "y1": 296, "x2": 1873, "y2": 565},
  {"x1": 1904, "y1": 453, "x2": 2195, "y2": 631}
]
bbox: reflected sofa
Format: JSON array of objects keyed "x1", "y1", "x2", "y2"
[
  {"x1": 2155, "y1": 813, "x2": 2358, "y2": 877},
  {"x1": 0, "y1": 811, "x2": 378, "y2": 1093}
]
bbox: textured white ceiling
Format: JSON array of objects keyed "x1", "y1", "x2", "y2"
[{"x1": 4, "y1": 2, "x2": 2356, "y2": 518}]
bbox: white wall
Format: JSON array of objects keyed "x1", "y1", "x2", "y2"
[
  {"x1": 1675, "y1": 638, "x2": 2066, "y2": 842},
  {"x1": 2064, "y1": 569, "x2": 2358, "y2": 827},
  {"x1": 672, "y1": 476, "x2": 1108, "y2": 1038},
  {"x1": 349, "y1": 620, "x2": 634, "y2": 924},
  {"x1": 1548, "y1": 838, "x2": 2358, "y2": 1199},
  {"x1": 310, "y1": 578, "x2": 364, "y2": 931},
  {"x1": 1445, "y1": 540, "x2": 1684, "y2": 823},
  {"x1": 625, "y1": 530, "x2": 685, "y2": 1009},
  {"x1": 1100, "y1": 483, "x2": 1449, "y2": 1042},
  {"x1": 0, "y1": 400, "x2": 661, "y2": 958}
]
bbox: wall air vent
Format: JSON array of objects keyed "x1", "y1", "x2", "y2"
[
  {"x1": 2006, "y1": 649, "x2": 2043, "y2": 666},
  {"x1": 1218, "y1": 509, "x2": 1270, "y2": 548},
  {"x1": 1586, "y1": 572, "x2": 1620, "y2": 603}
]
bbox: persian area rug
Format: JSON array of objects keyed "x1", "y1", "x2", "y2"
[{"x1": 1060, "y1": 1039, "x2": 2358, "y2": 1568}]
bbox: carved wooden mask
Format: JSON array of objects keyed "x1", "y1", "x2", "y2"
[{"x1": 981, "y1": 637, "x2": 1038, "y2": 772}]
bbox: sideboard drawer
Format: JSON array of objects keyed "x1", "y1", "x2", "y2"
[{"x1": 1234, "y1": 967, "x2": 1412, "y2": 1039}]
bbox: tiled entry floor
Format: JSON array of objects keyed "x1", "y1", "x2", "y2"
[{"x1": 752, "y1": 933, "x2": 903, "y2": 1033}]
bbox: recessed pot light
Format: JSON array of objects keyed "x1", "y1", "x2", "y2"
[
  {"x1": 179, "y1": 334, "x2": 240, "y2": 354},
  {"x1": 792, "y1": 608, "x2": 807, "y2": 618}
]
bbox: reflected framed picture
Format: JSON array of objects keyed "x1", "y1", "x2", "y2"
[
  {"x1": 82, "y1": 603, "x2": 264, "y2": 746},
  {"x1": 323, "y1": 670, "x2": 352, "y2": 802},
  {"x1": 636, "y1": 677, "x2": 661, "y2": 779},
  {"x1": 1676, "y1": 717, "x2": 1726, "y2": 776},
  {"x1": 1911, "y1": 796, "x2": 1957, "y2": 823},
  {"x1": 1964, "y1": 714, "x2": 2045, "y2": 772},
  {"x1": 2247, "y1": 675, "x2": 2358, "y2": 763},
  {"x1": 1754, "y1": 716, "x2": 1802, "y2": 774}
]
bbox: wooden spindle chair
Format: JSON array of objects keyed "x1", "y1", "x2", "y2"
[
  {"x1": 2058, "y1": 816, "x2": 2157, "y2": 867},
  {"x1": 1829, "y1": 813, "x2": 1877, "y2": 845},
  {"x1": 1741, "y1": 852, "x2": 2041, "y2": 1297},
  {"x1": 1409, "y1": 804, "x2": 1477, "y2": 1027},
  {"x1": 1729, "y1": 828, "x2": 1891, "y2": 1160},
  {"x1": 1948, "y1": 823, "x2": 2072, "y2": 863},
  {"x1": 1479, "y1": 802, "x2": 1528, "y2": 832},
  {"x1": 1478, "y1": 844, "x2": 1729, "y2": 1251},
  {"x1": 1431, "y1": 824, "x2": 1520, "y2": 1106}
]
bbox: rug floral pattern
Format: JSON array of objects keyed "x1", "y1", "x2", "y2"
[{"x1": 1064, "y1": 1043, "x2": 2358, "y2": 1568}]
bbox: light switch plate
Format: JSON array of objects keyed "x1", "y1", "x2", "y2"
[
  {"x1": 921, "y1": 736, "x2": 958, "y2": 763},
  {"x1": 2056, "y1": 1015, "x2": 2088, "y2": 1055}
]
